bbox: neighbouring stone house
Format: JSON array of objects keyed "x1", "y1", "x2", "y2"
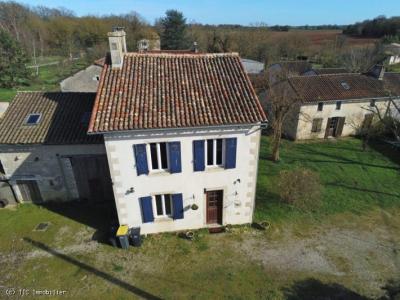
[
  {"x1": 0, "y1": 92, "x2": 114, "y2": 205},
  {"x1": 0, "y1": 29, "x2": 267, "y2": 235},
  {"x1": 385, "y1": 43, "x2": 400, "y2": 65},
  {"x1": 60, "y1": 59, "x2": 105, "y2": 92},
  {"x1": 264, "y1": 66, "x2": 400, "y2": 140}
]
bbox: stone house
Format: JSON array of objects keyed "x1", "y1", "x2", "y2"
[
  {"x1": 0, "y1": 29, "x2": 266, "y2": 235},
  {"x1": 266, "y1": 68, "x2": 400, "y2": 140}
]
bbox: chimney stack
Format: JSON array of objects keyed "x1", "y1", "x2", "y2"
[
  {"x1": 108, "y1": 27, "x2": 127, "y2": 69},
  {"x1": 193, "y1": 41, "x2": 198, "y2": 53}
]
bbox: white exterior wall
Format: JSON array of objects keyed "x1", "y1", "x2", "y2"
[
  {"x1": 295, "y1": 99, "x2": 390, "y2": 140},
  {"x1": 389, "y1": 55, "x2": 400, "y2": 65},
  {"x1": 104, "y1": 125, "x2": 261, "y2": 234},
  {"x1": 0, "y1": 144, "x2": 106, "y2": 202}
]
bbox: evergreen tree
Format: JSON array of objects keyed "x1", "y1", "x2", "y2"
[
  {"x1": 0, "y1": 30, "x2": 29, "y2": 88},
  {"x1": 160, "y1": 10, "x2": 189, "y2": 50}
]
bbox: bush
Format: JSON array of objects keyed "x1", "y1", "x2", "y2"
[{"x1": 278, "y1": 168, "x2": 322, "y2": 211}]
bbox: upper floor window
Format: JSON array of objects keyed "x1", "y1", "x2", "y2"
[
  {"x1": 133, "y1": 142, "x2": 181, "y2": 175},
  {"x1": 206, "y1": 139, "x2": 224, "y2": 167},
  {"x1": 193, "y1": 138, "x2": 237, "y2": 171},
  {"x1": 25, "y1": 114, "x2": 41, "y2": 125},
  {"x1": 317, "y1": 102, "x2": 324, "y2": 111},
  {"x1": 336, "y1": 101, "x2": 342, "y2": 110},
  {"x1": 154, "y1": 194, "x2": 173, "y2": 218},
  {"x1": 149, "y1": 142, "x2": 168, "y2": 171},
  {"x1": 370, "y1": 99, "x2": 376, "y2": 107}
]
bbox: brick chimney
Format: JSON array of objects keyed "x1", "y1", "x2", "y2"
[{"x1": 108, "y1": 27, "x2": 127, "y2": 69}]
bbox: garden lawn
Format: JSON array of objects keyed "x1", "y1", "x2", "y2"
[
  {"x1": 255, "y1": 136, "x2": 400, "y2": 223},
  {"x1": 0, "y1": 57, "x2": 90, "y2": 102}
]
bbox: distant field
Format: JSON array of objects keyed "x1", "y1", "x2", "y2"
[{"x1": 269, "y1": 29, "x2": 378, "y2": 49}]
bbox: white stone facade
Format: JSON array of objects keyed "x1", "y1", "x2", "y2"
[
  {"x1": 285, "y1": 99, "x2": 396, "y2": 140},
  {"x1": 104, "y1": 125, "x2": 261, "y2": 234}
]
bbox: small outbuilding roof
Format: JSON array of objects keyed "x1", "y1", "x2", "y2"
[
  {"x1": 0, "y1": 92, "x2": 102, "y2": 145},
  {"x1": 89, "y1": 52, "x2": 266, "y2": 133}
]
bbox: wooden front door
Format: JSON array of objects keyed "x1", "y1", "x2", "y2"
[
  {"x1": 325, "y1": 117, "x2": 345, "y2": 138},
  {"x1": 206, "y1": 190, "x2": 223, "y2": 224},
  {"x1": 16, "y1": 180, "x2": 42, "y2": 203}
]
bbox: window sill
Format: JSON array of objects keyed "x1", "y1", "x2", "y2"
[
  {"x1": 148, "y1": 169, "x2": 170, "y2": 176},
  {"x1": 154, "y1": 217, "x2": 174, "y2": 223},
  {"x1": 205, "y1": 165, "x2": 225, "y2": 172}
]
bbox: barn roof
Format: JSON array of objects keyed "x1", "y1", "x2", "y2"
[
  {"x1": 288, "y1": 73, "x2": 396, "y2": 103},
  {"x1": 88, "y1": 52, "x2": 266, "y2": 133},
  {"x1": 0, "y1": 92, "x2": 102, "y2": 145}
]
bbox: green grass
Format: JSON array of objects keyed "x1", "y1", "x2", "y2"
[
  {"x1": 255, "y1": 137, "x2": 400, "y2": 223},
  {"x1": 0, "y1": 138, "x2": 399, "y2": 298},
  {"x1": 387, "y1": 62, "x2": 400, "y2": 72},
  {"x1": 0, "y1": 58, "x2": 90, "y2": 102}
]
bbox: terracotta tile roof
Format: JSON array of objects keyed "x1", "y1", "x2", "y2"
[
  {"x1": 288, "y1": 74, "x2": 393, "y2": 103},
  {"x1": 0, "y1": 92, "x2": 102, "y2": 145},
  {"x1": 384, "y1": 72, "x2": 400, "y2": 96},
  {"x1": 312, "y1": 68, "x2": 350, "y2": 75},
  {"x1": 88, "y1": 52, "x2": 266, "y2": 133}
]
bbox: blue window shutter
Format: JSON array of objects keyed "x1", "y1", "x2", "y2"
[
  {"x1": 193, "y1": 140, "x2": 205, "y2": 171},
  {"x1": 133, "y1": 144, "x2": 149, "y2": 175},
  {"x1": 168, "y1": 142, "x2": 182, "y2": 173},
  {"x1": 225, "y1": 138, "x2": 237, "y2": 169},
  {"x1": 139, "y1": 196, "x2": 154, "y2": 223},
  {"x1": 172, "y1": 193, "x2": 184, "y2": 220}
]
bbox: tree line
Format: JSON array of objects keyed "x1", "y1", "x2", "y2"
[{"x1": 343, "y1": 16, "x2": 400, "y2": 40}]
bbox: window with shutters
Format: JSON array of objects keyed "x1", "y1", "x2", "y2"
[
  {"x1": 206, "y1": 139, "x2": 224, "y2": 167},
  {"x1": 153, "y1": 194, "x2": 173, "y2": 218},
  {"x1": 311, "y1": 118, "x2": 323, "y2": 133},
  {"x1": 148, "y1": 142, "x2": 169, "y2": 171}
]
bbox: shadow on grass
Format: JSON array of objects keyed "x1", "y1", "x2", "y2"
[
  {"x1": 23, "y1": 237, "x2": 161, "y2": 300},
  {"x1": 326, "y1": 182, "x2": 400, "y2": 198},
  {"x1": 38, "y1": 201, "x2": 118, "y2": 245},
  {"x1": 368, "y1": 140, "x2": 400, "y2": 166},
  {"x1": 290, "y1": 147, "x2": 399, "y2": 171},
  {"x1": 283, "y1": 278, "x2": 369, "y2": 300}
]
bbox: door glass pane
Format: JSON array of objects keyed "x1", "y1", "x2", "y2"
[
  {"x1": 164, "y1": 195, "x2": 172, "y2": 215},
  {"x1": 150, "y1": 143, "x2": 159, "y2": 169},
  {"x1": 207, "y1": 139, "x2": 214, "y2": 165},
  {"x1": 155, "y1": 195, "x2": 163, "y2": 215},
  {"x1": 160, "y1": 143, "x2": 168, "y2": 169},
  {"x1": 216, "y1": 139, "x2": 223, "y2": 165}
]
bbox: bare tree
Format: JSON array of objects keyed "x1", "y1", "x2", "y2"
[{"x1": 262, "y1": 71, "x2": 300, "y2": 161}]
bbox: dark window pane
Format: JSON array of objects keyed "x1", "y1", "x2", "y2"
[
  {"x1": 150, "y1": 143, "x2": 158, "y2": 169},
  {"x1": 160, "y1": 143, "x2": 168, "y2": 169},
  {"x1": 216, "y1": 139, "x2": 223, "y2": 165},
  {"x1": 27, "y1": 114, "x2": 41, "y2": 125},
  {"x1": 317, "y1": 102, "x2": 323, "y2": 111},
  {"x1": 164, "y1": 195, "x2": 172, "y2": 215},
  {"x1": 155, "y1": 195, "x2": 163, "y2": 215},
  {"x1": 207, "y1": 139, "x2": 214, "y2": 165},
  {"x1": 336, "y1": 101, "x2": 342, "y2": 110}
]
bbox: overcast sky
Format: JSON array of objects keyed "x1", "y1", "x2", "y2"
[{"x1": 18, "y1": 0, "x2": 400, "y2": 26}]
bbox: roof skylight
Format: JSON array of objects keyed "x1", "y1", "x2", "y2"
[
  {"x1": 25, "y1": 114, "x2": 41, "y2": 125},
  {"x1": 341, "y1": 81, "x2": 350, "y2": 90}
]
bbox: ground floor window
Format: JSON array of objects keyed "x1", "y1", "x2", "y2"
[
  {"x1": 154, "y1": 194, "x2": 173, "y2": 217},
  {"x1": 311, "y1": 118, "x2": 323, "y2": 133}
]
